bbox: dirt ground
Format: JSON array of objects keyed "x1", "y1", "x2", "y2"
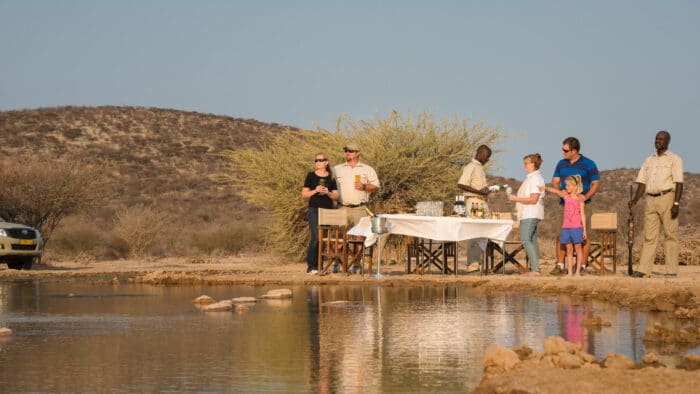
[{"x1": 2, "y1": 255, "x2": 700, "y2": 393}]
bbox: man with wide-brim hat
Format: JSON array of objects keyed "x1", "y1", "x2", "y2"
[{"x1": 333, "y1": 143, "x2": 380, "y2": 227}]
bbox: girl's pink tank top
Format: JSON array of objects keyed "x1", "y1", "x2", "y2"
[{"x1": 562, "y1": 195, "x2": 583, "y2": 229}]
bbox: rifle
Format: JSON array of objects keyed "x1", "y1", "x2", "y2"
[{"x1": 628, "y1": 183, "x2": 635, "y2": 275}]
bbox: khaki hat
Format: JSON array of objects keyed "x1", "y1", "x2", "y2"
[{"x1": 344, "y1": 143, "x2": 360, "y2": 151}]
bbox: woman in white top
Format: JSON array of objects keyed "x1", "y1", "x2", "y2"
[{"x1": 507, "y1": 153, "x2": 545, "y2": 275}]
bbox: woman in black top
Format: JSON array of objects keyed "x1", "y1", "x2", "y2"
[{"x1": 301, "y1": 153, "x2": 338, "y2": 274}]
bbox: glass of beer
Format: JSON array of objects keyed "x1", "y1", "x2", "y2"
[
  {"x1": 319, "y1": 178, "x2": 326, "y2": 187},
  {"x1": 354, "y1": 174, "x2": 361, "y2": 183}
]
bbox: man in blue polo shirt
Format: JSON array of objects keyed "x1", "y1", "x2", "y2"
[{"x1": 549, "y1": 137, "x2": 601, "y2": 276}]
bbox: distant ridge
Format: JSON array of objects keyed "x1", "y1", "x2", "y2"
[{"x1": 0, "y1": 106, "x2": 296, "y2": 223}]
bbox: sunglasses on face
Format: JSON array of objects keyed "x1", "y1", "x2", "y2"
[
  {"x1": 562, "y1": 148, "x2": 571, "y2": 153},
  {"x1": 344, "y1": 149, "x2": 359, "y2": 153},
  {"x1": 314, "y1": 158, "x2": 328, "y2": 162}
]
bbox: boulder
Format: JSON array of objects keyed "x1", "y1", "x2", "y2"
[
  {"x1": 260, "y1": 289, "x2": 292, "y2": 299},
  {"x1": 483, "y1": 344, "x2": 521, "y2": 376},
  {"x1": 674, "y1": 307, "x2": 696, "y2": 319},
  {"x1": 0, "y1": 327, "x2": 12, "y2": 337},
  {"x1": 544, "y1": 336, "x2": 578, "y2": 355},
  {"x1": 678, "y1": 354, "x2": 700, "y2": 371},
  {"x1": 603, "y1": 352, "x2": 635, "y2": 369},
  {"x1": 642, "y1": 353, "x2": 659, "y2": 364},
  {"x1": 193, "y1": 295, "x2": 216, "y2": 305},
  {"x1": 557, "y1": 353, "x2": 584, "y2": 369},
  {"x1": 202, "y1": 300, "x2": 234, "y2": 312}
]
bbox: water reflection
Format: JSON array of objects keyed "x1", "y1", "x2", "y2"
[{"x1": 0, "y1": 281, "x2": 697, "y2": 393}]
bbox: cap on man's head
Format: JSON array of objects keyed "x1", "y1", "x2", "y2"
[{"x1": 344, "y1": 143, "x2": 360, "y2": 151}]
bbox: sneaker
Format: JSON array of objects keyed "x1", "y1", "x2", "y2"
[
  {"x1": 466, "y1": 262, "x2": 480, "y2": 273},
  {"x1": 307, "y1": 269, "x2": 318, "y2": 275},
  {"x1": 549, "y1": 265, "x2": 565, "y2": 276}
]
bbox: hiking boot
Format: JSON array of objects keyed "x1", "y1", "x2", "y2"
[{"x1": 549, "y1": 265, "x2": 566, "y2": 276}]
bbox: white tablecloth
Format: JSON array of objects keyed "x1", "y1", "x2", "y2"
[{"x1": 347, "y1": 214, "x2": 513, "y2": 247}]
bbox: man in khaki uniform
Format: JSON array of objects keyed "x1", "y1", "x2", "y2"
[
  {"x1": 628, "y1": 131, "x2": 684, "y2": 278},
  {"x1": 458, "y1": 145, "x2": 492, "y2": 265}
]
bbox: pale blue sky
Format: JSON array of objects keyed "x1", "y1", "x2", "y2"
[{"x1": 1, "y1": 0, "x2": 698, "y2": 179}]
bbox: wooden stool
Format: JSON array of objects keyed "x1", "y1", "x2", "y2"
[{"x1": 587, "y1": 213, "x2": 618, "y2": 274}]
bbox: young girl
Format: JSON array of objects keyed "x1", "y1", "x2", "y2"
[{"x1": 542, "y1": 175, "x2": 587, "y2": 276}]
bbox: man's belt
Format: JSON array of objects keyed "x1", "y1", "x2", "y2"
[
  {"x1": 340, "y1": 203, "x2": 365, "y2": 208},
  {"x1": 647, "y1": 189, "x2": 673, "y2": 197},
  {"x1": 465, "y1": 195, "x2": 486, "y2": 201}
]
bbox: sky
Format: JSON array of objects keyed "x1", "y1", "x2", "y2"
[{"x1": 1, "y1": 0, "x2": 698, "y2": 179}]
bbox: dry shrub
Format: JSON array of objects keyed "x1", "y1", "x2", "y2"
[
  {"x1": 190, "y1": 222, "x2": 263, "y2": 256},
  {"x1": 215, "y1": 111, "x2": 503, "y2": 257},
  {"x1": 0, "y1": 155, "x2": 103, "y2": 244},
  {"x1": 50, "y1": 220, "x2": 110, "y2": 259},
  {"x1": 112, "y1": 205, "x2": 168, "y2": 258}
]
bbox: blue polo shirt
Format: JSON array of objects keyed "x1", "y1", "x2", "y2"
[{"x1": 552, "y1": 155, "x2": 600, "y2": 204}]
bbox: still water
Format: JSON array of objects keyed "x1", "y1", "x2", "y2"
[{"x1": 0, "y1": 281, "x2": 696, "y2": 393}]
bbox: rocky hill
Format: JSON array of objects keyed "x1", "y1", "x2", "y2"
[{"x1": 0, "y1": 106, "x2": 294, "y2": 222}]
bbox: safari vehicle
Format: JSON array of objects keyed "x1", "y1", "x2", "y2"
[{"x1": 0, "y1": 217, "x2": 43, "y2": 270}]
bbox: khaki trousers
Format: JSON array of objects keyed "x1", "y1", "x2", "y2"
[
  {"x1": 466, "y1": 197, "x2": 488, "y2": 264},
  {"x1": 638, "y1": 192, "x2": 679, "y2": 275}
]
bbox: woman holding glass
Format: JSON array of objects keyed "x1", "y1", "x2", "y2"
[
  {"x1": 507, "y1": 153, "x2": 545, "y2": 275},
  {"x1": 301, "y1": 153, "x2": 338, "y2": 274}
]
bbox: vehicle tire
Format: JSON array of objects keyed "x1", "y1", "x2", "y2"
[{"x1": 7, "y1": 257, "x2": 33, "y2": 270}]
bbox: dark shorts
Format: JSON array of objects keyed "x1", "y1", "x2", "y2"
[{"x1": 560, "y1": 228, "x2": 584, "y2": 245}]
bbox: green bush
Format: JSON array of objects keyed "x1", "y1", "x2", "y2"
[{"x1": 215, "y1": 111, "x2": 504, "y2": 258}]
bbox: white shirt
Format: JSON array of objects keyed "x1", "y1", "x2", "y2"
[
  {"x1": 333, "y1": 161, "x2": 380, "y2": 205},
  {"x1": 516, "y1": 170, "x2": 545, "y2": 220}
]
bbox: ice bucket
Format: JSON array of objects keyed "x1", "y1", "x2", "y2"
[{"x1": 370, "y1": 216, "x2": 389, "y2": 234}]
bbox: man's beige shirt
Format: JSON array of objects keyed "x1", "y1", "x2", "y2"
[
  {"x1": 458, "y1": 159, "x2": 487, "y2": 198},
  {"x1": 333, "y1": 162, "x2": 380, "y2": 205},
  {"x1": 635, "y1": 149, "x2": 684, "y2": 194}
]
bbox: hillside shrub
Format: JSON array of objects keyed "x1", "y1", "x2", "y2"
[
  {"x1": 190, "y1": 222, "x2": 263, "y2": 256},
  {"x1": 216, "y1": 111, "x2": 504, "y2": 258},
  {"x1": 112, "y1": 205, "x2": 169, "y2": 258},
  {"x1": 0, "y1": 156, "x2": 103, "y2": 244},
  {"x1": 50, "y1": 220, "x2": 109, "y2": 258}
]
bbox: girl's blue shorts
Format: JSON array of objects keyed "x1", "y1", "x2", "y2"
[{"x1": 560, "y1": 228, "x2": 584, "y2": 244}]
